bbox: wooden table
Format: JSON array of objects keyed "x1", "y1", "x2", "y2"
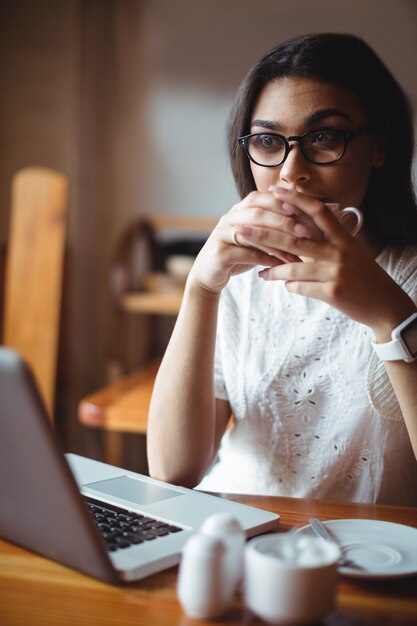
[
  {"x1": 1, "y1": 494, "x2": 416, "y2": 626},
  {"x1": 78, "y1": 357, "x2": 161, "y2": 433}
]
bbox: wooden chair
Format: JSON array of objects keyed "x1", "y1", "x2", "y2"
[
  {"x1": 78, "y1": 214, "x2": 217, "y2": 465},
  {"x1": 1, "y1": 167, "x2": 69, "y2": 419}
]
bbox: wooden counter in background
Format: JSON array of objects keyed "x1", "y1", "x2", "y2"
[{"x1": 120, "y1": 272, "x2": 184, "y2": 316}]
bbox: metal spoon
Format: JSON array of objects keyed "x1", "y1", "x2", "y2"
[{"x1": 309, "y1": 518, "x2": 365, "y2": 570}]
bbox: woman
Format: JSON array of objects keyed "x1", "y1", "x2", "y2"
[{"x1": 147, "y1": 33, "x2": 417, "y2": 505}]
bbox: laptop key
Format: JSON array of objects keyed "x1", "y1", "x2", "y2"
[
  {"x1": 147, "y1": 528, "x2": 169, "y2": 537},
  {"x1": 101, "y1": 532, "x2": 115, "y2": 541},
  {"x1": 150, "y1": 521, "x2": 170, "y2": 529},
  {"x1": 84, "y1": 496, "x2": 184, "y2": 553},
  {"x1": 123, "y1": 532, "x2": 144, "y2": 544},
  {"x1": 114, "y1": 537, "x2": 131, "y2": 548},
  {"x1": 165, "y1": 525, "x2": 182, "y2": 533},
  {"x1": 130, "y1": 525, "x2": 143, "y2": 534},
  {"x1": 136, "y1": 516, "x2": 154, "y2": 524},
  {"x1": 137, "y1": 531, "x2": 157, "y2": 541},
  {"x1": 107, "y1": 545, "x2": 118, "y2": 552},
  {"x1": 91, "y1": 505, "x2": 109, "y2": 515},
  {"x1": 115, "y1": 521, "x2": 131, "y2": 530}
]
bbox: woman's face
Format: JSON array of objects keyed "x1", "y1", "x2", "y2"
[{"x1": 249, "y1": 77, "x2": 382, "y2": 210}]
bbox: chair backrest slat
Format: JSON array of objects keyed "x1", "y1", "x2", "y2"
[{"x1": 3, "y1": 167, "x2": 69, "y2": 419}]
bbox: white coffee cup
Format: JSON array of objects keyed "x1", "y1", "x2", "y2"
[
  {"x1": 325, "y1": 203, "x2": 363, "y2": 236},
  {"x1": 244, "y1": 533, "x2": 340, "y2": 625}
]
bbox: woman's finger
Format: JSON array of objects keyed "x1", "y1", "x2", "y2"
[
  {"x1": 270, "y1": 187, "x2": 354, "y2": 242},
  {"x1": 228, "y1": 205, "x2": 297, "y2": 231},
  {"x1": 258, "y1": 260, "x2": 333, "y2": 282},
  {"x1": 214, "y1": 223, "x2": 290, "y2": 266},
  {"x1": 231, "y1": 227, "x2": 299, "y2": 263},
  {"x1": 228, "y1": 189, "x2": 322, "y2": 241},
  {"x1": 258, "y1": 259, "x2": 349, "y2": 307},
  {"x1": 232, "y1": 189, "x2": 316, "y2": 231},
  {"x1": 233, "y1": 223, "x2": 331, "y2": 261}
]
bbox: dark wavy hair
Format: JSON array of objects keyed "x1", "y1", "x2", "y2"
[{"x1": 228, "y1": 33, "x2": 417, "y2": 245}]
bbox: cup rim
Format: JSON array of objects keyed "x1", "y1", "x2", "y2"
[{"x1": 245, "y1": 533, "x2": 340, "y2": 570}]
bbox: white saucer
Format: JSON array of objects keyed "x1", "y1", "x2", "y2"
[{"x1": 294, "y1": 519, "x2": 417, "y2": 579}]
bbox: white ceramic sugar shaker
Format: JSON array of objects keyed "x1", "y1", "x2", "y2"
[
  {"x1": 177, "y1": 533, "x2": 235, "y2": 619},
  {"x1": 201, "y1": 513, "x2": 245, "y2": 590}
]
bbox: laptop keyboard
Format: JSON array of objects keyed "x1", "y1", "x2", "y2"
[{"x1": 84, "y1": 496, "x2": 183, "y2": 552}]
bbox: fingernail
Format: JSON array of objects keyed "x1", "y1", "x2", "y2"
[
  {"x1": 294, "y1": 223, "x2": 312, "y2": 238},
  {"x1": 258, "y1": 268, "x2": 270, "y2": 279},
  {"x1": 281, "y1": 201, "x2": 296, "y2": 214},
  {"x1": 285, "y1": 253, "x2": 300, "y2": 262}
]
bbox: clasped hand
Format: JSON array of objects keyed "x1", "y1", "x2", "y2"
[{"x1": 188, "y1": 188, "x2": 413, "y2": 336}]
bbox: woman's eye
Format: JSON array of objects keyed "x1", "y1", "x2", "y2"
[
  {"x1": 310, "y1": 130, "x2": 341, "y2": 146},
  {"x1": 254, "y1": 134, "x2": 283, "y2": 151}
]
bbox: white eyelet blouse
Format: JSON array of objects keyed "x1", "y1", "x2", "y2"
[{"x1": 197, "y1": 245, "x2": 417, "y2": 506}]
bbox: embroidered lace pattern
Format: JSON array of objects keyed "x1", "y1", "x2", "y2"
[{"x1": 198, "y1": 246, "x2": 417, "y2": 506}]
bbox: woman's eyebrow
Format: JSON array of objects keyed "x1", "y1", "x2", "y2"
[
  {"x1": 251, "y1": 119, "x2": 282, "y2": 131},
  {"x1": 251, "y1": 109, "x2": 354, "y2": 132},
  {"x1": 307, "y1": 108, "x2": 354, "y2": 125}
]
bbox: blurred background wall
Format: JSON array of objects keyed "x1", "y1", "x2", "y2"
[{"x1": 0, "y1": 0, "x2": 416, "y2": 455}]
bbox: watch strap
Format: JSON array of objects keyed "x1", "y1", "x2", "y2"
[
  {"x1": 372, "y1": 312, "x2": 417, "y2": 363},
  {"x1": 371, "y1": 336, "x2": 411, "y2": 362}
]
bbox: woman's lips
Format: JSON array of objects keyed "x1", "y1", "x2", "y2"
[{"x1": 273, "y1": 187, "x2": 332, "y2": 203}]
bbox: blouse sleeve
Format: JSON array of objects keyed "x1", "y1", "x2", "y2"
[
  {"x1": 367, "y1": 245, "x2": 417, "y2": 422},
  {"x1": 214, "y1": 290, "x2": 229, "y2": 401}
]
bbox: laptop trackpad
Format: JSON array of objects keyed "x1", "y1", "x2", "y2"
[{"x1": 85, "y1": 475, "x2": 182, "y2": 505}]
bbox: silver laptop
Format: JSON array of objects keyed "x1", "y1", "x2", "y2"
[{"x1": 0, "y1": 347, "x2": 279, "y2": 583}]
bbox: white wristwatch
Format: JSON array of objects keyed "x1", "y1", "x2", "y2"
[{"x1": 372, "y1": 312, "x2": 417, "y2": 363}]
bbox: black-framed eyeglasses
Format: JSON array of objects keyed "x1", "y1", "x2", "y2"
[{"x1": 238, "y1": 127, "x2": 371, "y2": 167}]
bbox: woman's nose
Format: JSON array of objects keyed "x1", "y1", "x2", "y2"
[{"x1": 278, "y1": 144, "x2": 311, "y2": 185}]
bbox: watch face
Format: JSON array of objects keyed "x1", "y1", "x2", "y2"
[{"x1": 401, "y1": 319, "x2": 417, "y2": 358}]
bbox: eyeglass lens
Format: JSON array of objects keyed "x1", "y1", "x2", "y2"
[{"x1": 246, "y1": 129, "x2": 346, "y2": 166}]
